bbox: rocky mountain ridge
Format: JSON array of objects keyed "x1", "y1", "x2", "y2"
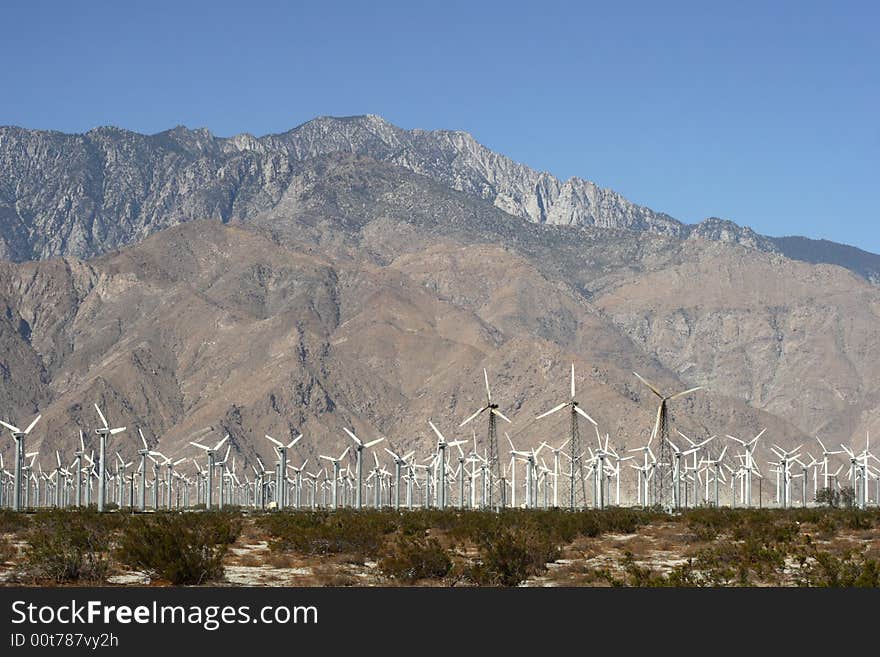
[{"x1": 2, "y1": 115, "x2": 878, "y2": 282}]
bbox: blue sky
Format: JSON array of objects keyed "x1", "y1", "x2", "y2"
[{"x1": 2, "y1": 1, "x2": 877, "y2": 252}]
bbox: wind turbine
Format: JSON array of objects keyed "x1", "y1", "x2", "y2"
[
  {"x1": 318, "y1": 446, "x2": 351, "y2": 509},
  {"x1": 136, "y1": 429, "x2": 152, "y2": 511},
  {"x1": 815, "y1": 436, "x2": 843, "y2": 491},
  {"x1": 0, "y1": 413, "x2": 40, "y2": 511},
  {"x1": 535, "y1": 364, "x2": 597, "y2": 509},
  {"x1": 728, "y1": 429, "x2": 765, "y2": 507},
  {"x1": 265, "y1": 433, "x2": 302, "y2": 509},
  {"x1": 460, "y1": 368, "x2": 511, "y2": 510},
  {"x1": 769, "y1": 442, "x2": 802, "y2": 508},
  {"x1": 342, "y1": 427, "x2": 384, "y2": 510},
  {"x1": 287, "y1": 457, "x2": 309, "y2": 509},
  {"x1": 189, "y1": 432, "x2": 228, "y2": 510},
  {"x1": 65, "y1": 430, "x2": 86, "y2": 508},
  {"x1": 540, "y1": 438, "x2": 570, "y2": 508},
  {"x1": 384, "y1": 446, "x2": 415, "y2": 511},
  {"x1": 93, "y1": 404, "x2": 126, "y2": 513},
  {"x1": 702, "y1": 445, "x2": 728, "y2": 507},
  {"x1": 428, "y1": 421, "x2": 466, "y2": 510},
  {"x1": 633, "y1": 372, "x2": 703, "y2": 509},
  {"x1": 628, "y1": 436, "x2": 657, "y2": 507}
]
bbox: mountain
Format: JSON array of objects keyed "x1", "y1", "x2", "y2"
[
  {"x1": 1, "y1": 150, "x2": 879, "y2": 488},
  {"x1": 3, "y1": 115, "x2": 879, "y2": 283}
]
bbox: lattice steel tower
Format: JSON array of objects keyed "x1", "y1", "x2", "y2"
[
  {"x1": 460, "y1": 369, "x2": 511, "y2": 511},
  {"x1": 633, "y1": 372, "x2": 703, "y2": 511}
]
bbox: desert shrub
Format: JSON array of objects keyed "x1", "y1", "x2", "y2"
[
  {"x1": 24, "y1": 510, "x2": 111, "y2": 583},
  {"x1": 0, "y1": 509, "x2": 29, "y2": 534},
  {"x1": 842, "y1": 511, "x2": 872, "y2": 531},
  {"x1": 798, "y1": 550, "x2": 880, "y2": 587},
  {"x1": 116, "y1": 512, "x2": 240, "y2": 585},
  {"x1": 816, "y1": 514, "x2": 838, "y2": 539},
  {"x1": 0, "y1": 536, "x2": 16, "y2": 564},
  {"x1": 469, "y1": 528, "x2": 561, "y2": 586},
  {"x1": 815, "y1": 487, "x2": 840, "y2": 508},
  {"x1": 379, "y1": 535, "x2": 452, "y2": 583},
  {"x1": 260, "y1": 510, "x2": 396, "y2": 560}
]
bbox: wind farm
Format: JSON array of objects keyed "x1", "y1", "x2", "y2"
[{"x1": 2, "y1": 362, "x2": 879, "y2": 588}]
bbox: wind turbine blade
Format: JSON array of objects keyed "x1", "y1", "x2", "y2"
[
  {"x1": 24, "y1": 415, "x2": 42, "y2": 434},
  {"x1": 138, "y1": 428, "x2": 148, "y2": 450},
  {"x1": 339, "y1": 446, "x2": 351, "y2": 461},
  {"x1": 570, "y1": 363, "x2": 576, "y2": 399},
  {"x1": 483, "y1": 368, "x2": 491, "y2": 402},
  {"x1": 265, "y1": 434, "x2": 283, "y2": 448},
  {"x1": 574, "y1": 405, "x2": 598, "y2": 425},
  {"x1": 94, "y1": 404, "x2": 108, "y2": 429},
  {"x1": 109, "y1": 427, "x2": 126, "y2": 435},
  {"x1": 536, "y1": 402, "x2": 568, "y2": 420},
  {"x1": 214, "y1": 434, "x2": 229, "y2": 451},
  {"x1": 343, "y1": 427, "x2": 363, "y2": 446},
  {"x1": 364, "y1": 437, "x2": 385, "y2": 448},
  {"x1": 492, "y1": 408, "x2": 512, "y2": 424},
  {"x1": 668, "y1": 386, "x2": 704, "y2": 400},
  {"x1": 190, "y1": 441, "x2": 210, "y2": 451},
  {"x1": 460, "y1": 407, "x2": 486, "y2": 428},
  {"x1": 287, "y1": 434, "x2": 303, "y2": 449},
  {"x1": 0, "y1": 419, "x2": 20, "y2": 433},
  {"x1": 633, "y1": 372, "x2": 663, "y2": 399},
  {"x1": 428, "y1": 421, "x2": 446, "y2": 443}
]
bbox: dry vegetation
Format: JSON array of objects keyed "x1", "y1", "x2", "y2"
[{"x1": 1, "y1": 507, "x2": 879, "y2": 587}]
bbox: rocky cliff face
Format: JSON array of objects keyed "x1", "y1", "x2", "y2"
[{"x1": 4, "y1": 114, "x2": 877, "y2": 282}]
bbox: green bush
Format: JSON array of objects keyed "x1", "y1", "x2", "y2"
[
  {"x1": 259, "y1": 510, "x2": 397, "y2": 560},
  {"x1": 115, "y1": 512, "x2": 241, "y2": 585},
  {"x1": 0, "y1": 509, "x2": 29, "y2": 534},
  {"x1": 379, "y1": 535, "x2": 452, "y2": 583},
  {"x1": 469, "y1": 528, "x2": 561, "y2": 586},
  {"x1": 0, "y1": 536, "x2": 16, "y2": 564},
  {"x1": 24, "y1": 510, "x2": 111, "y2": 584}
]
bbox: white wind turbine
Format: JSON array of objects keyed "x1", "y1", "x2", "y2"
[
  {"x1": 384, "y1": 446, "x2": 415, "y2": 511},
  {"x1": 702, "y1": 445, "x2": 728, "y2": 507},
  {"x1": 769, "y1": 442, "x2": 802, "y2": 508},
  {"x1": 150, "y1": 451, "x2": 187, "y2": 510},
  {"x1": 628, "y1": 437, "x2": 657, "y2": 507},
  {"x1": 507, "y1": 433, "x2": 543, "y2": 509},
  {"x1": 71, "y1": 430, "x2": 86, "y2": 508},
  {"x1": 287, "y1": 457, "x2": 309, "y2": 509},
  {"x1": 93, "y1": 404, "x2": 126, "y2": 513},
  {"x1": 540, "y1": 438, "x2": 570, "y2": 508},
  {"x1": 676, "y1": 431, "x2": 715, "y2": 508},
  {"x1": 265, "y1": 433, "x2": 302, "y2": 509},
  {"x1": 342, "y1": 427, "x2": 384, "y2": 510},
  {"x1": 535, "y1": 364, "x2": 598, "y2": 509},
  {"x1": 428, "y1": 421, "x2": 467, "y2": 510},
  {"x1": 815, "y1": 435, "x2": 843, "y2": 490},
  {"x1": 318, "y1": 446, "x2": 351, "y2": 509},
  {"x1": 728, "y1": 429, "x2": 765, "y2": 507},
  {"x1": 0, "y1": 413, "x2": 41, "y2": 511},
  {"x1": 136, "y1": 429, "x2": 151, "y2": 511},
  {"x1": 189, "y1": 432, "x2": 228, "y2": 510}
]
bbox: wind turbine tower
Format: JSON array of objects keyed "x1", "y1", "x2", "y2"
[
  {"x1": 0, "y1": 414, "x2": 41, "y2": 512},
  {"x1": 536, "y1": 365, "x2": 598, "y2": 509},
  {"x1": 633, "y1": 372, "x2": 703, "y2": 510},
  {"x1": 460, "y1": 369, "x2": 511, "y2": 510}
]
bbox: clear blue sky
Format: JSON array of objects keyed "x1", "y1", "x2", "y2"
[{"x1": 2, "y1": 1, "x2": 877, "y2": 253}]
